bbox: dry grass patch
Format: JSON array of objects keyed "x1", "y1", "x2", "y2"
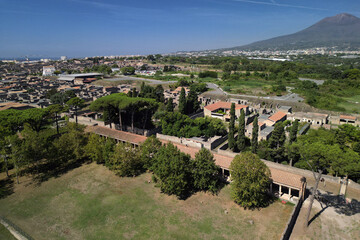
[{"x1": 0, "y1": 163, "x2": 293, "y2": 240}]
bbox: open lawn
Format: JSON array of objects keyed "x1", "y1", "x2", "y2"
[{"x1": 0, "y1": 163, "x2": 293, "y2": 240}]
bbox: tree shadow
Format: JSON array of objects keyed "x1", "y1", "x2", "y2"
[
  {"x1": 30, "y1": 159, "x2": 89, "y2": 186},
  {"x1": 308, "y1": 205, "x2": 329, "y2": 225},
  {"x1": 0, "y1": 178, "x2": 14, "y2": 199},
  {"x1": 308, "y1": 190, "x2": 360, "y2": 226}
]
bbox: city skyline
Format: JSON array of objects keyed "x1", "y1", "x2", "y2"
[{"x1": 1, "y1": 0, "x2": 360, "y2": 58}]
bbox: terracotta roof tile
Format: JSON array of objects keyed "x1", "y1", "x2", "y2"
[
  {"x1": 204, "y1": 101, "x2": 248, "y2": 112},
  {"x1": 269, "y1": 168, "x2": 303, "y2": 189},
  {"x1": 268, "y1": 111, "x2": 287, "y2": 122},
  {"x1": 86, "y1": 127, "x2": 304, "y2": 189},
  {"x1": 85, "y1": 126, "x2": 147, "y2": 145},
  {"x1": 340, "y1": 115, "x2": 356, "y2": 120}
]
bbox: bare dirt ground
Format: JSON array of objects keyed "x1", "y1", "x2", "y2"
[{"x1": 292, "y1": 195, "x2": 360, "y2": 240}]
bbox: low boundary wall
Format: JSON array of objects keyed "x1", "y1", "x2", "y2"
[
  {"x1": 280, "y1": 198, "x2": 304, "y2": 240},
  {"x1": 0, "y1": 216, "x2": 33, "y2": 240},
  {"x1": 156, "y1": 133, "x2": 227, "y2": 150}
]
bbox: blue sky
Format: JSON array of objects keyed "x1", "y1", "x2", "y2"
[{"x1": 0, "y1": 0, "x2": 359, "y2": 58}]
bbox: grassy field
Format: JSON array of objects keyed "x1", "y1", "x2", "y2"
[
  {"x1": 0, "y1": 163, "x2": 293, "y2": 240},
  {"x1": 337, "y1": 95, "x2": 360, "y2": 113},
  {"x1": 0, "y1": 224, "x2": 16, "y2": 240}
]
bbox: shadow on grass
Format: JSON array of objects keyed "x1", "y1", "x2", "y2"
[
  {"x1": 29, "y1": 159, "x2": 90, "y2": 186},
  {"x1": 0, "y1": 178, "x2": 14, "y2": 199}
]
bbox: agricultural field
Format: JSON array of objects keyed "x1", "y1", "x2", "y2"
[{"x1": 0, "y1": 163, "x2": 293, "y2": 240}]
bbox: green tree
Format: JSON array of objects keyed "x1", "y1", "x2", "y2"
[
  {"x1": 85, "y1": 133, "x2": 106, "y2": 163},
  {"x1": 131, "y1": 88, "x2": 138, "y2": 98},
  {"x1": 52, "y1": 123, "x2": 87, "y2": 164},
  {"x1": 140, "y1": 136, "x2": 162, "y2": 170},
  {"x1": 192, "y1": 148, "x2": 221, "y2": 193},
  {"x1": 230, "y1": 152, "x2": 271, "y2": 209},
  {"x1": 21, "y1": 108, "x2": 48, "y2": 132},
  {"x1": 66, "y1": 97, "x2": 85, "y2": 124},
  {"x1": 90, "y1": 93, "x2": 157, "y2": 131},
  {"x1": 166, "y1": 98, "x2": 174, "y2": 112},
  {"x1": 7, "y1": 135, "x2": 25, "y2": 184},
  {"x1": 152, "y1": 143, "x2": 192, "y2": 198},
  {"x1": 228, "y1": 103, "x2": 236, "y2": 151},
  {"x1": 186, "y1": 88, "x2": 200, "y2": 114},
  {"x1": 252, "y1": 117, "x2": 259, "y2": 153},
  {"x1": 108, "y1": 142, "x2": 143, "y2": 177},
  {"x1": 120, "y1": 66, "x2": 135, "y2": 75},
  {"x1": 290, "y1": 119, "x2": 299, "y2": 143},
  {"x1": 268, "y1": 122, "x2": 286, "y2": 162},
  {"x1": 237, "y1": 109, "x2": 246, "y2": 151},
  {"x1": 19, "y1": 127, "x2": 49, "y2": 173},
  {"x1": 47, "y1": 104, "x2": 64, "y2": 135},
  {"x1": 178, "y1": 87, "x2": 186, "y2": 114},
  {"x1": 154, "y1": 85, "x2": 165, "y2": 102}
]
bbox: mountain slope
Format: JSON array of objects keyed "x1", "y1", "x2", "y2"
[{"x1": 228, "y1": 13, "x2": 360, "y2": 51}]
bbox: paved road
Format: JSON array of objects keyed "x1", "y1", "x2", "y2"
[
  {"x1": 206, "y1": 83, "x2": 304, "y2": 102},
  {"x1": 105, "y1": 76, "x2": 177, "y2": 85}
]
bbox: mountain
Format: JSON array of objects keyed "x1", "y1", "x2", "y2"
[{"x1": 225, "y1": 13, "x2": 360, "y2": 51}]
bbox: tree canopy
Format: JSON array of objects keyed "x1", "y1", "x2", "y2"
[
  {"x1": 230, "y1": 152, "x2": 271, "y2": 209},
  {"x1": 152, "y1": 143, "x2": 193, "y2": 199}
]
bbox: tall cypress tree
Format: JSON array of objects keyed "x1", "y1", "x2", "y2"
[
  {"x1": 237, "y1": 109, "x2": 246, "y2": 151},
  {"x1": 268, "y1": 122, "x2": 286, "y2": 162},
  {"x1": 252, "y1": 116, "x2": 259, "y2": 153},
  {"x1": 186, "y1": 88, "x2": 199, "y2": 114},
  {"x1": 166, "y1": 98, "x2": 174, "y2": 112},
  {"x1": 289, "y1": 119, "x2": 299, "y2": 143},
  {"x1": 178, "y1": 87, "x2": 186, "y2": 114},
  {"x1": 228, "y1": 103, "x2": 236, "y2": 151}
]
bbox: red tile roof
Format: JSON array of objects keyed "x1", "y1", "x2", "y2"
[
  {"x1": 270, "y1": 168, "x2": 303, "y2": 189},
  {"x1": 268, "y1": 111, "x2": 287, "y2": 122},
  {"x1": 86, "y1": 126, "x2": 304, "y2": 189},
  {"x1": 162, "y1": 141, "x2": 303, "y2": 189},
  {"x1": 204, "y1": 101, "x2": 248, "y2": 112},
  {"x1": 340, "y1": 115, "x2": 356, "y2": 121},
  {"x1": 85, "y1": 126, "x2": 147, "y2": 145}
]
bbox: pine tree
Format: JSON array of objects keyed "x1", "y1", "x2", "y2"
[
  {"x1": 178, "y1": 87, "x2": 186, "y2": 114},
  {"x1": 237, "y1": 109, "x2": 246, "y2": 151},
  {"x1": 228, "y1": 103, "x2": 236, "y2": 151},
  {"x1": 289, "y1": 119, "x2": 299, "y2": 143},
  {"x1": 166, "y1": 98, "x2": 174, "y2": 112},
  {"x1": 252, "y1": 116, "x2": 259, "y2": 153}
]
